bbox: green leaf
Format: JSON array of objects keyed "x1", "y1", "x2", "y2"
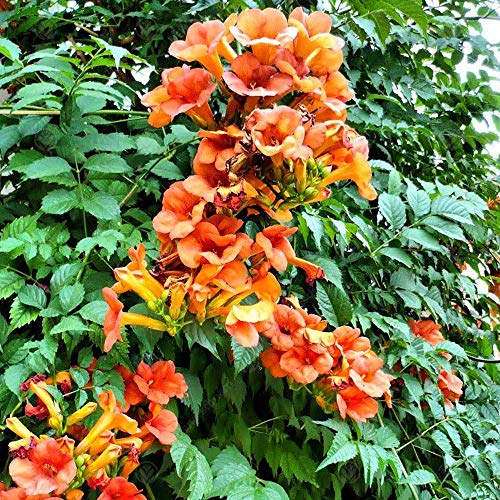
[
  {"x1": 185, "y1": 320, "x2": 221, "y2": 360},
  {"x1": 82, "y1": 191, "x2": 120, "y2": 220},
  {"x1": 403, "y1": 228, "x2": 443, "y2": 252},
  {"x1": 316, "y1": 282, "x2": 352, "y2": 327},
  {"x1": 4, "y1": 364, "x2": 31, "y2": 397},
  {"x1": 379, "y1": 193, "x2": 407, "y2": 229},
  {"x1": 51, "y1": 316, "x2": 92, "y2": 334},
  {"x1": 450, "y1": 468, "x2": 475, "y2": 498},
  {"x1": 151, "y1": 158, "x2": 185, "y2": 179},
  {"x1": 422, "y1": 215, "x2": 466, "y2": 241},
  {"x1": 0, "y1": 238, "x2": 24, "y2": 253},
  {"x1": 84, "y1": 153, "x2": 133, "y2": 174},
  {"x1": 0, "y1": 270, "x2": 25, "y2": 300},
  {"x1": 9, "y1": 298, "x2": 39, "y2": 329},
  {"x1": 170, "y1": 431, "x2": 213, "y2": 500},
  {"x1": 210, "y1": 446, "x2": 256, "y2": 497},
  {"x1": 17, "y1": 285, "x2": 47, "y2": 309},
  {"x1": 180, "y1": 371, "x2": 203, "y2": 425},
  {"x1": 437, "y1": 340, "x2": 467, "y2": 359},
  {"x1": 317, "y1": 431, "x2": 358, "y2": 470},
  {"x1": 378, "y1": 247, "x2": 412, "y2": 266},
  {"x1": 79, "y1": 300, "x2": 108, "y2": 325},
  {"x1": 231, "y1": 337, "x2": 264, "y2": 375},
  {"x1": 431, "y1": 196, "x2": 472, "y2": 224},
  {"x1": 59, "y1": 283, "x2": 85, "y2": 312},
  {"x1": 400, "y1": 374, "x2": 424, "y2": 401},
  {"x1": 25, "y1": 157, "x2": 73, "y2": 180},
  {"x1": 401, "y1": 469, "x2": 437, "y2": 485},
  {"x1": 50, "y1": 263, "x2": 82, "y2": 292},
  {"x1": 406, "y1": 183, "x2": 430, "y2": 218},
  {"x1": 92, "y1": 133, "x2": 135, "y2": 152},
  {"x1": 374, "y1": 427, "x2": 400, "y2": 448},
  {"x1": 300, "y1": 251, "x2": 343, "y2": 290},
  {"x1": 357, "y1": 443, "x2": 381, "y2": 488},
  {"x1": 0, "y1": 39, "x2": 21, "y2": 61},
  {"x1": 41, "y1": 189, "x2": 79, "y2": 214}
]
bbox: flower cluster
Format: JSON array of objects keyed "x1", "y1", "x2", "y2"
[
  {"x1": 1, "y1": 360, "x2": 187, "y2": 499},
  {"x1": 96, "y1": 6, "x2": 393, "y2": 424},
  {"x1": 408, "y1": 319, "x2": 463, "y2": 406}
]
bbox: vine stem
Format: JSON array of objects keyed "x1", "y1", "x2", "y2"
[
  {"x1": 396, "y1": 417, "x2": 449, "y2": 452},
  {"x1": 376, "y1": 412, "x2": 420, "y2": 500},
  {"x1": 0, "y1": 108, "x2": 148, "y2": 116}
]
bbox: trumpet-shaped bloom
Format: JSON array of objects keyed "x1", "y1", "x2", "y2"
[
  {"x1": 222, "y1": 52, "x2": 292, "y2": 97},
  {"x1": 349, "y1": 354, "x2": 394, "y2": 398},
  {"x1": 193, "y1": 127, "x2": 243, "y2": 179},
  {"x1": 177, "y1": 215, "x2": 252, "y2": 269},
  {"x1": 133, "y1": 360, "x2": 188, "y2": 405},
  {"x1": 169, "y1": 20, "x2": 226, "y2": 79},
  {"x1": 319, "y1": 152, "x2": 377, "y2": 201},
  {"x1": 153, "y1": 180, "x2": 207, "y2": 240},
  {"x1": 97, "y1": 477, "x2": 146, "y2": 500},
  {"x1": 274, "y1": 48, "x2": 322, "y2": 94},
  {"x1": 230, "y1": 8, "x2": 298, "y2": 65},
  {"x1": 9, "y1": 438, "x2": 77, "y2": 496},
  {"x1": 438, "y1": 369, "x2": 463, "y2": 406},
  {"x1": 409, "y1": 319, "x2": 446, "y2": 346},
  {"x1": 102, "y1": 288, "x2": 169, "y2": 353},
  {"x1": 246, "y1": 106, "x2": 325, "y2": 165},
  {"x1": 279, "y1": 346, "x2": 334, "y2": 384},
  {"x1": 260, "y1": 348, "x2": 288, "y2": 378},
  {"x1": 142, "y1": 66, "x2": 216, "y2": 129},
  {"x1": 144, "y1": 404, "x2": 178, "y2": 445},
  {"x1": 336, "y1": 386, "x2": 379, "y2": 422}
]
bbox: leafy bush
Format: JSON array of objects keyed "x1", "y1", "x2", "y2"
[{"x1": 0, "y1": 1, "x2": 499, "y2": 499}]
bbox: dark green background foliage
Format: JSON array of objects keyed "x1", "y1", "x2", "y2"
[{"x1": 0, "y1": 0, "x2": 499, "y2": 498}]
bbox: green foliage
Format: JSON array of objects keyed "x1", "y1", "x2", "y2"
[{"x1": 0, "y1": 0, "x2": 499, "y2": 499}]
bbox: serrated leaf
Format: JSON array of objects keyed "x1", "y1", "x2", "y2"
[
  {"x1": 374, "y1": 427, "x2": 400, "y2": 448},
  {"x1": 379, "y1": 193, "x2": 407, "y2": 229},
  {"x1": 316, "y1": 282, "x2": 352, "y2": 327},
  {"x1": 0, "y1": 238, "x2": 24, "y2": 253},
  {"x1": 403, "y1": 228, "x2": 443, "y2": 252},
  {"x1": 51, "y1": 316, "x2": 92, "y2": 334},
  {"x1": 231, "y1": 337, "x2": 264, "y2": 375},
  {"x1": 4, "y1": 363, "x2": 31, "y2": 397},
  {"x1": 82, "y1": 191, "x2": 120, "y2": 220},
  {"x1": 181, "y1": 371, "x2": 203, "y2": 425},
  {"x1": 437, "y1": 340, "x2": 467, "y2": 359},
  {"x1": 93, "y1": 132, "x2": 135, "y2": 152},
  {"x1": 170, "y1": 431, "x2": 213, "y2": 500},
  {"x1": 79, "y1": 300, "x2": 108, "y2": 325},
  {"x1": 431, "y1": 196, "x2": 472, "y2": 224},
  {"x1": 357, "y1": 443, "x2": 380, "y2": 487},
  {"x1": 378, "y1": 247, "x2": 412, "y2": 266},
  {"x1": 151, "y1": 158, "x2": 185, "y2": 179},
  {"x1": 50, "y1": 263, "x2": 82, "y2": 292},
  {"x1": 17, "y1": 285, "x2": 47, "y2": 309},
  {"x1": 0, "y1": 38, "x2": 21, "y2": 61},
  {"x1": 300, "y1": 251, "x2": 343, "y2": 290},
  {"x1": 185, "y1": 320, "x2": 221, "y2": 360},
  {"x1": 25, "y1": 157, "x2": 73, "y2": 180},
  {"x1": 9, "y1": 298, "x2": 39, "y2": 329},
  {"x1": 0, "y1": 270, "x2": 25, "y2": 300},
  {"x1": 406, "y1": 183, "x2": 430, "y2": 219},
  {"x1": 211, "y1": 446, "x2": 256, "y2": 497},
  {"x1": 317, "y1": 431, "x2": 358, "y2": 470},
  {"x1": 400, "y1": 374, "x2": 424, "y2": 401},
  {"x1": 41, "y1": 189, "x2": 79, "y2": 214},
  {"x1": 401, "y1": 469, "x2": 437, "y2": 485},
  {"x1": 422, "y1": 215, "x2": 466, "y2": 241},
  {"x1": 84, "y1": 153, "x2": 132, "y2": 174},
  {"x1": 450, "y1": 468, "x2": 475, "y2": 498},
  {"x1": 59, "y1": 283, "x2": 85, "y2": 312}
]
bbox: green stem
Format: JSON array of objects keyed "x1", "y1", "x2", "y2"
[
  {"x1": 396, "y1": 418, "x2": 449, "y2": 452},
  {"x1": 144, "y1": 482, "x2": 156, "y2": 500},
  {"x1": 119, "y1": 138, "x2": 198, "y2": 207}
]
